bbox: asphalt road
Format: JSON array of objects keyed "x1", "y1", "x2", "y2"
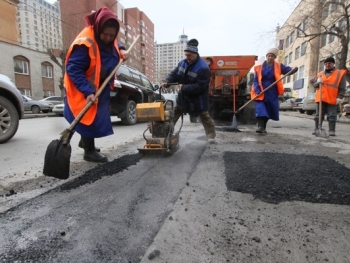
[{"x1": 1, "y1": 112, "x2": 350, "y2": 262}]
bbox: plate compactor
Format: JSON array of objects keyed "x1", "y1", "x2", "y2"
[{"x1": 136, "y1": 98, "x2": 183, "y2": 155}]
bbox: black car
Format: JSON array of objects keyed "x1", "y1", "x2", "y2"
[{"x1": 110, "y1": 64, "x2": 162, "y2": 125}]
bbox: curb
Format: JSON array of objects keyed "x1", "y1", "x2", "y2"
[{"x1": 23, "y1": 113, "x2": 59, "y2": 119}]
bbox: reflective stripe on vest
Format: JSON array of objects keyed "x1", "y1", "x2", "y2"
[{"x1": 315, "y1": 69, "x2": 346, "y2": 104}]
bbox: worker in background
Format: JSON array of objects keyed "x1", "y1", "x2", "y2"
[
  {"x1": 310, "y1": 57, "x2": 346, "y2": 136},
  {"x1": 252, "y1": 48, "x2": 298, "y2": 133},
  {"x1": 64, "y1": 7, "x2": 128, "y2": 162},
  {"x1": 160, "y1": 39, "x2": 216, "y2": 142}
]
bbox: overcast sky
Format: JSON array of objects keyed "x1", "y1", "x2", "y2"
[{"x1": 49, "y1": 0, "x2": 299, "y2": 59}]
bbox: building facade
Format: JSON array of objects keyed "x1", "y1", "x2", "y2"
[
  {"x1": 0, "y1": 0, "x2": 62, "y2": 99},
  {"x1": 17, "y1": 0, "x2": 62, "y2": 52},
  {"x1": 276, "y1": 0, "x2": 349, "y2": 99},
  {"x1": 154, "y1": 33, "x2": 188, "y2": 84},
  {"x1": 0, "y1": 0, "x2": 20, "y2": 45},
  {"x1": 59, "y1": 0, "x2": 155, "y2": 81}
]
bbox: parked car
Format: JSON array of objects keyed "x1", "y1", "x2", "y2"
[
  {"x1": 22, "y1": 95, "x2": 53, "y2": 113},
  {"x1": 40, "y1": 96, "x2": 63, "y2": 106},
  {"x1": 279, "y1": 98, "x2": 295, "y2": 111},
  {"x1": 292, "y1": 97, "x2": 305, "y2": 113},
  {"x1": 110, "y1": 63, "x2": 163, "y2": 125},
  {"x1": 52, "y1": 103, "x2": 64, "y2": 116},
  {"x1": 0, "y1": 73, "x2": 24, "y2": 143},
  {"x1": 302, "y1": 92, "x2": 316, "y2": 115}
]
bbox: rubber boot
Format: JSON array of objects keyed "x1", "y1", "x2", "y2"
[
  {"x1": 262, "y1": 119, "x2": 268, "y2": 133},
  {"x1": 256, "y1": 118, "x2": 265, "y2": 133},
  {"x1": 312, "y1": 120, "x2": 318, "y2": 135},
  {"x1": 81, "y1": 136, "x2": 107, "y2": 163},
  {"x1": 78, "y1": 137, "x2": 100, "y2": 152},
  {"x1": 328, "y1": 122, "x2": 336, "y2": 136}
]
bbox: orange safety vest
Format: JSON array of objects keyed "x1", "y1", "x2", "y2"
[
  {"x1": 315, "y1": 69, "x2": 346, "y2": 105},
  {"x1": 64, "y1": 26, "x2": 121, "y2": 125},
  {"x1": 251, "y1": 61, "x2": 284, "y2": 101}
]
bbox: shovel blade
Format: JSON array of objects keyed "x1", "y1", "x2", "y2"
[
  {"x1": 43, "y1": 139, "x2": 71, "y2": 179},
  {"x1": 315, "y1": 128, "x2": 328, "y2": 138}
]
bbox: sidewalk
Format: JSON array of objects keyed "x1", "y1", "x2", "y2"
[{"x1": 281, "y1": 110, "x2": 350, "y2": 124}]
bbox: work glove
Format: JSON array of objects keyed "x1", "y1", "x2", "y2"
[
  {"x1": 336, "y1": 98, "x2": 342, "y2": 105},
  {"x1": 317, "y1": 77, "x2": 323, "y2": 84}
]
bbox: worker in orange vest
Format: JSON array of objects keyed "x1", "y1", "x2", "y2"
[
  {"x1": 252, "y1": 48, "x2": 297, "y2": 133},
  {"x1": 64, "y1": 7, "x2": 128, "y2": 162},
  {"x1": 311, "y1": 57, "x2": 346, "y2": 136}
]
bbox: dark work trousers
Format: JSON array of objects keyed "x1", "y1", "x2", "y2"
[
  {"x1": 174, "y1": 107, "x2": 216, "y2": 138},
  {"x1": 314, "y1": 102, "x2": 338, "y2": 123}
]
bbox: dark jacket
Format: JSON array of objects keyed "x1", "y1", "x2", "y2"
[{"x1": 166, "y1": 55, "x2": 210, "y2": 113}]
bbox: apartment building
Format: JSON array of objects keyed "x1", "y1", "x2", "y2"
[
  {"x1": 154, "y1": 32, "x2": 188, "y2": 84},
  {"x1": 17, "y1": 0, "x2": 62, "y2": 51},
  {"x1": 0, "y1": 0, "x2": 62, "y2": 99},
  {"x1": 276, "y1": 0, "x2": 349, "y2": 98},
  {"x1": 60, "y1": 0, "x2": 155, "y2": 81}
]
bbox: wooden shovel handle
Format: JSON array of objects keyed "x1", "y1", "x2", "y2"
[
  {"x1": 69, "y1": 35, "x2": 141, "y2": 130},
  {"x1": 235, "y1": 67, "x2": 296, "y2": 115}
]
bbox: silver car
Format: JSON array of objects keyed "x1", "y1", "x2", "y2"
[
  {"x1": 22, "y1": 95, "x2": 53, "y2": 114},
  {"x1": 302, "y1": 93, "x2": 316, "y2": 115},
  {"x1": 40, "y1": 96, "x2": 63, "y2": 106},
  {"x1": 0, "y1": 74, "x2": 24, "y2": 143},
  {"x1": 52, "y1": 103, "x2": 64, "y2": 116}
]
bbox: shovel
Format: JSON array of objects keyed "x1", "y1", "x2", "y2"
[
  {"x1": 315, "y1": 82, "x2": 328, "y2": 138},
  {"x1": 231, "y1": 67, "x2": 297, "y2": 131},
  {"x1": 43, "y1": 35, "x2": 140, "y2": 179}
]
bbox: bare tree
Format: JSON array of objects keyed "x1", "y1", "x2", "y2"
[{"x1": 281, "y1": 0, "x2": 350, "y2": 70}]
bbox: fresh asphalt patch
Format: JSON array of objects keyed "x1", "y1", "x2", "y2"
[
  {"x1": 224, "y1": 152, "x2": 350, "y2": 205},
  {"x1": 59, "y1": 153, "x2": 143, "y2": 191}
]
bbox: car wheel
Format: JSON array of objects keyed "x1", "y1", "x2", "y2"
[
  {"x1": 299, "y1": 110, "x2": 305, "y2": 113},
  {"x1": 121, "y1": 100, "x2": 137, "y2": 125},
  {"x1": 31, "y1": 105, "x2": 40, "y2": 114},
  {"x1": 306, "y1": 110, "x2": 313, "y2": 115},
  {"x1": 0, "y1": 96, "x2": 20, "y2": 144}
]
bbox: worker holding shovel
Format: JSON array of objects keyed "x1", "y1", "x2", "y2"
[
  {"x1": 252, "y1": 48, "x2": 298, "y2": 133},
  {"x1": 311, "y1": 57, "x2": 347, "y2": 136},
  {"x1": 63, "y1": 7, "x2": 128, "y2": 162}
]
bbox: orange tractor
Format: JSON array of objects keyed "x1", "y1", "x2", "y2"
[{"x1": 201, "y1": 55, "x2": 257, "y2": 124}]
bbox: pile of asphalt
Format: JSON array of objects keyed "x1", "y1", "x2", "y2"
[{"x1": 224, "y1": 152, "x2": 350, "y2": 205}]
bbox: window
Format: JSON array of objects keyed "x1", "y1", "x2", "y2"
[
  {"x1": 295, "y1": 46, "x2": 300, "y2": 60},
  {"x1": 41, "y1": 64, "x2": 53, "y2": 78},
  {"x1": 288, "y1": 52, "x2": 293, "y2": 64},
  {"x1": 14, "y1": 58, "x2": 29, "y2": 74},
  {"x1": 320, "y1": 33, "x2": 327, "y2": 47},
  {"x1": 300, "y1": 42, "x2": 307, "y2": 56},
  {"x1": 297, "y1": 18, "x2": 308, "y2": 36},
  {"x1": 297, "y1": 65, "x2": 304, "y2": 80},
  {"x1": 140, "y1": 75, "x2": 153, "y2": 90}
]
